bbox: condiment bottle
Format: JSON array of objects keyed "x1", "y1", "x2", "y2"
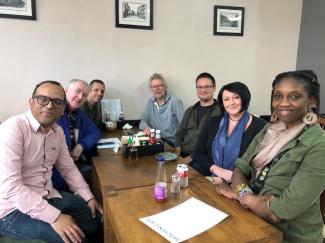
[
  {"x1": 127, "y1": 136, "x2": 133, "y2": 147},
  {"x1": 149, "y1": 129, "x2": 156, "y2": 144},
  {"x1": 154, "y1": 156, "x2": 167, "y2": 202},
  {"x1": 155, "y1": 130, "x2": 161, "y2": 144}
]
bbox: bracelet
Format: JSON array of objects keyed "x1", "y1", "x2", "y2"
[
  {"x1": 87, "y1": 197, "x2": 95, "y2": 203},
  {"x1": 235, "y1": 183, "x2": 248, "y2": 196},
  {"x1": 238, "y1": 187, "x2": 253, "y2": 200},
  {"x1": 235, "y1": 183, "x2": 253, "y2": 200}
]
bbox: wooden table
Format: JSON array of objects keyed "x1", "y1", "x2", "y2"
[
  {"x1": 93, "y1": 129, "x2": 282, "y2": 242},
  {"x1": 104, "y1": 178, "x2": 282, "y2": 242},
  {"x1": 92, "y1": 154, "x2": 201, "y2": 201}
]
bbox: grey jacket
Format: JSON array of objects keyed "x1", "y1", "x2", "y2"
[{"x1": 139, "y1": 94, "x2": 184, "y2": 145}]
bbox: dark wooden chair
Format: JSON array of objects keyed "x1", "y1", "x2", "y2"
[
  {"x1": 260, "y1": 115, "x2": 271, "y2": 122},
  {"x1": 317, "y1": 117, "x2": 325, "y2": 129}
]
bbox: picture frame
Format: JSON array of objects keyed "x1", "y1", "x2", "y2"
[
  {"x1": 0, "y1": 0, "x2": 36, "y2": 20},
  {"x1": 115, "y1": 0, "x2": 153, "y2": 30},
  {"x1": 213, "y1": 5, "x2": 244, "y2": 36}
]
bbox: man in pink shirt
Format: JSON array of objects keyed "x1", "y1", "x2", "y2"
[{"x1": 0, "y1": 81, "x2": 102, "y2": 243}]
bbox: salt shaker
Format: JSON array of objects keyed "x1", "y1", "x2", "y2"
[{"x1": 170, "y1": 174, "x2": 180, "y2": 194}]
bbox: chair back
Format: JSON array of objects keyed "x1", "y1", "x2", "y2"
[{"x1": 317, "y1": 117, "x2": 325, "y2": 129}]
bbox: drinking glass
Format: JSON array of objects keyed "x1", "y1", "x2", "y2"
[{"x1": 129, "y1": 147, "x2": 138, "y2": 160}]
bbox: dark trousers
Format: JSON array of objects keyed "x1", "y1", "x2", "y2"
[{"x1": 0, "y1": 191, "x2": 102, "y2": 243}]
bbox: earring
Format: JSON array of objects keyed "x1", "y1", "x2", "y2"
[
  {"x1": 270, "y1": 112, "x2": 278, "y2": 123},
  {"x1": 303, "y1": 105, "x2": 318, "y2": 125}
]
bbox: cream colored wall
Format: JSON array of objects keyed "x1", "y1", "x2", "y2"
[{"x1": 0, "y1": 0, "x2": 302, "y2": 121}]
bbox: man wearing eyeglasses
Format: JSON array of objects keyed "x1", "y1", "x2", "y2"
[
  {"x1": 53, "y1": 79, "x2": 100, "y2": 191},
  {"x1": 175, "y1": 72, "x2": 220, "y2": 164},
  {"x1": 139, "y1": 73, "x2": 184, "y2": 147},
  {"x1": 0, "y1": 81, "x2": 102, "y2": 242}
]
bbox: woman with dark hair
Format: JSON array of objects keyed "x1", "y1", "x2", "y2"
[
  {"x1": 219, "y1": 70, "x2": 325, "y2": 242},
  {"x1": 192, "y1": 82, "x2": 266, "y2": 183}
]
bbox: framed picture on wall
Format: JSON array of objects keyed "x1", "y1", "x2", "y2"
[
  {"x1": 0, "y1": 0, "x2": 36, "y2": 20},
  {"x1": 213, "y1": 5, "x2": 244, "y2": 36},
  {"x1": 115, "y1": 0, "x2": 153, "y2": 30}
]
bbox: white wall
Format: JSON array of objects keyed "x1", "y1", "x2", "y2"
[{"x1": 0, "y1": 0, "x2": 302, "y2": 121}]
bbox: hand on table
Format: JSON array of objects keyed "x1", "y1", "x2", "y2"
[
  {"x1": 51, "y1": 213, "x2": 84, "y2": 243},
  {"x1": 174, "y1": 147, "x2": 181, "y2": 156},
  {"x1": 164, "y1": 143, "x2": 175, "y2": 153},
  {"x1": 217, "y1": 168, "x2": 233, "y2": 183},
  {"x1": 143, "y1": 128, "x2": 151, "y2": 136},
  {"x1": 212, "y1": 176, "x2": 223, "y2": 185},
  {"x1": 241, "y1": 194, "x2": 280, "y2": 222},
  {"x1": 178, "y1": 155, "x2": 192, "y2": 164},
  {"x1": 70, "y1": 144, "x2": 83, "y2": 161},
  {"x1": 215, "y1": 179, "x2": 237, "y2": 200},
  {"x1": 210, "y1": 165, "x2": 233, "y2": 183}
]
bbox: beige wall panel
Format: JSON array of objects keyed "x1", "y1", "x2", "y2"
[{"x1": 0, "y1": 0, "x2": 302, "y2": 120}]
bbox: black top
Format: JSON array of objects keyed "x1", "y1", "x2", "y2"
[
  {"x1": 196, "y1": 103, "x2": 215, "y2": 125},
  {"x1": 193, "y1": 114, "x2": 267, "y2": 175},
  {"x1": 68, "y1": 110, "x2": 78, "y2": 149}
]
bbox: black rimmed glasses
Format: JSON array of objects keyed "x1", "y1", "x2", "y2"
[
  {"x1": 196, "y1": 85, "x2": 214, "y2": 91},
  {"x1": 33, "y1": 95, "x2": 65, "y2": 109}
]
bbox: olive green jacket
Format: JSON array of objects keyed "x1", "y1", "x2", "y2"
[
  {"x1": 174, "y1": 100, "x2": 220, "y2": 155},
  {"x1": 235, "y1": 123, "x2": 325, "y2": 243},
  {"x1": 81, "y1": 101, "x2": 103, "y2": 128}
]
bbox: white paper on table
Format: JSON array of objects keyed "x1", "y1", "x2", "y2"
[
  {"x1": 97, "y1": 137, "x2": 120, "y2": 149},
  {"x1": 139, "y1": 197, "x2": 228, "y2": 243}
]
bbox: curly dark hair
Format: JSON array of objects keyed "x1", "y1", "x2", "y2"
[{"x1": 271, "y1": 70, "x2": 320, "y2": 115}]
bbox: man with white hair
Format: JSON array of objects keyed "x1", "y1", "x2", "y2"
[
  {"x1": 52, "y1": 79, "x2": 100, "y2": 190},
  {"x1": 139, "y1": 73, "x2": 184, "y2": 146}
]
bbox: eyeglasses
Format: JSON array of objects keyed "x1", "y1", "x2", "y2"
[
  {"x1": 33, "y1": 95, "x2": 65, "y2": 108},
  {"x1": 150, "y1": 84, "x2": 164, "y2": 90},
  {"x1": 196, "y1": 85, "x2": 214, "y2": 91}
]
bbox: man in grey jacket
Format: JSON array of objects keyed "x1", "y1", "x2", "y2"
[
  {"x1": 175, "y1": 72, "x2": 220, "y2": 164},
  {"x1": 139, "y1": 73, "x2": 184, "y2": 146}
]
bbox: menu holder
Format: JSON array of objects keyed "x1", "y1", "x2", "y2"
[{"x1": 123, "y1": 143, "x2": 164, "y2": 158}]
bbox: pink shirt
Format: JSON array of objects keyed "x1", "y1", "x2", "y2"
[{"x1": 0, "y1": 111, "x2": 94, "y2": 224}]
